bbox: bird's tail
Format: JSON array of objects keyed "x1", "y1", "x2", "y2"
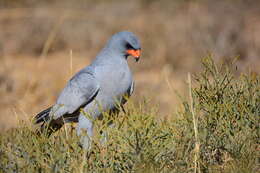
[
  {"x1": 34, "y1": 106, "x2": 52, "y2": 124},
  {"x1": 34, "y1": 106, "x2": 63, "y2": 136}
]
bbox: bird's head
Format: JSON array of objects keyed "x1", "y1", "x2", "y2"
[{"x1": 106, "y1": 31, "x2": 141, "y2": 62}]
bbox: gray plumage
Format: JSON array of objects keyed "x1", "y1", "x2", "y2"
[{"x1": 34, "y1": 31, "x2": 141, "y2": 149}]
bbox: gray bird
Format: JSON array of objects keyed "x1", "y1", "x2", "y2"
[{"x1": 34, "y1": 31, "x2": 141, "y2": 149}]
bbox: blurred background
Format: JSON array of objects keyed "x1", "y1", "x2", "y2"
[{"x1": 0, "y1": 0, "x2": 260, "y2": 130}]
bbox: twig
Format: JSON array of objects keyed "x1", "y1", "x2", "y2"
[
  {"x1": 188, "y1": 73, "x2": 200, "y2": 173},
  {"x1": 70, "y1": 49, "x2": 73, "y2": 76}
]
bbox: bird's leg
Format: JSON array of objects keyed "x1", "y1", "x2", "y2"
[
  {"x1": 100, "y1": 120, "x2": 115, "y2": 146},
  {"x1": 77, "y1": 114, "x2": 94, "y2": 150}
]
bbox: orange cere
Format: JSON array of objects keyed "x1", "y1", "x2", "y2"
[{"x1": 126, "y1": 49, "x2": 141, "y2": 58}]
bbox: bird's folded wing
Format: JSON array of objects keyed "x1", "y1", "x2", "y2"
[{"x1": 52, "y1": 70, "x2": 100, "y2": 119}]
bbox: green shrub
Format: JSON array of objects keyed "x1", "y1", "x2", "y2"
[
  {"x1": 192, "y1": 57, "x2": 259, "y2": 172},
  {"x1": 0, "y1": 56, "x2": 259, "y2": 172}
]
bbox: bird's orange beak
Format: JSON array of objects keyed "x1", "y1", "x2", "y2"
[{"x1": 126, "y1": 49, "x2": 141, "y2": 62}]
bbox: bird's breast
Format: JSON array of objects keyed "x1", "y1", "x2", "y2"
[{"x1": 95, "y1": 64, "x2": 132, "y2": 100}]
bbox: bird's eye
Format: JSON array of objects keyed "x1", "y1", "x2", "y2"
[{"x1": 125, "y1": 42, "x2": 134, "y2": 50}]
